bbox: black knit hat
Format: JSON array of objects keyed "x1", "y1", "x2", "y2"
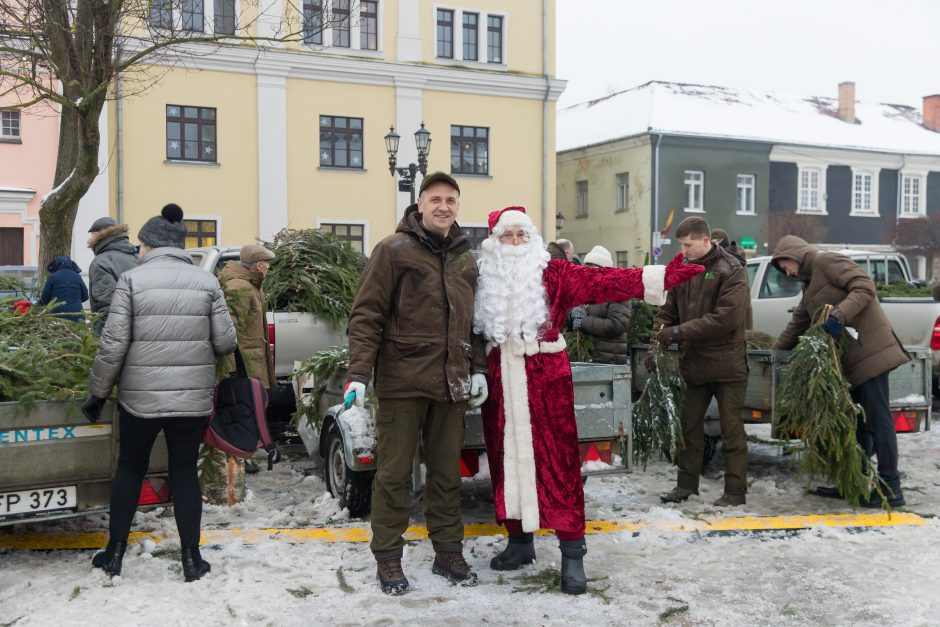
[{"x1": 138, "y1": 204, "x2": 187, "y2": 249}]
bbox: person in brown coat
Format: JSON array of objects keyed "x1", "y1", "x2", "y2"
[
  {"x1": 771, "y1": 235, "x2": 909, "y2": 507},
  {"x1": 345, "y1": 171, "x2": 487, "y2": 595},
  {"x1": 650, "y1": 217, "x2": 750, "y2": 507},
  {"x1": 568, "y1": 245, "x2": 632, "y2": 364}
]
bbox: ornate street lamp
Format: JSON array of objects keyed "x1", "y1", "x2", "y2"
[
  {"x1": 555, "y1": 211, "x2": 566, "y2": 233},
  {"x1": 384, "y1": 122, "x2": 432, "y2": 205}
]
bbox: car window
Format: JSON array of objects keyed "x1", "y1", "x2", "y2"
[
  {"x1": 888, "y1": 260, "x2": 906, "y2": 284},
  {"x1": 745, "y1": 263, "x2": 758, "y2": 288},
  {"x1": 758, "y1": 264, "x2": 802, "y2": 299}
]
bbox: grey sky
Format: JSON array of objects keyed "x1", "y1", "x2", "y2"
[{"x1": 556, "y1": 0, "x2": 940, "y2": 111}]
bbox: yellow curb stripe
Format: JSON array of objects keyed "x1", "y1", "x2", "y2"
[{"x1": 0, "y1": 513, "x2": 926, "y2": 551}]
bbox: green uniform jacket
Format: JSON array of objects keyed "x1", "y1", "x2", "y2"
[
  {"x1": 219, "y1": 261, "x2": 277, "y2": 389},
  {"x1": 771, "y1": 235, "x2": 909, "y2": 388},
  {"x1": 653, "y1": 244, "x2": 749, "y2": 385},
  {"x1": 346, "y1": 205, "x2": 484, "y2": 402}
]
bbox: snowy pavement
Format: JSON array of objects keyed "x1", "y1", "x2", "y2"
[{"x1": 2, "y1": 424, "x2": 939, "y2": 626}]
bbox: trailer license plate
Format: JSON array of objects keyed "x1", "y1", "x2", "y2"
[{"x1": 0, "y1": 486, "x2": 77, "y2": 517}]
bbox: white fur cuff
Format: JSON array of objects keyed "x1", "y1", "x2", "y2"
[{"x1": 642, "y1": 264, "x2": 667, "y2": 306}]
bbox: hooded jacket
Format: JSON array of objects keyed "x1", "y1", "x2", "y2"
[
  {"x1": 219, "y1": 260, "x2": 276, "y2": 389},
  {"x1": 89, "y1": 248, "x2": 237, "y2": 418},
  {"x1": 579, "y1": 301, "x2": 632, "y2": 364},
  {"x1": 39, "y1": 256, "x2": 88, "y2": 321},
  {"x1": 346, "y1": 205, "x2": 484, "y2": 401},
  {"x1": 771, "y1": 235, "x2": 909, "y2": 387},
  {"x1": 87, "y1": 224, "x2": 139, "y2": 324}
]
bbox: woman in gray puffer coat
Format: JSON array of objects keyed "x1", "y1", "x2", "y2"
[{"x1": 82, "y1": 204, "x2": 237, "y2": 582}]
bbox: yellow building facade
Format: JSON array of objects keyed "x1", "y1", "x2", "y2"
[{"x1": 109, "y1": 0, "x2": 565, "y2": 255}]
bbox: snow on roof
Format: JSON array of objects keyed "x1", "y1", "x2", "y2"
[{"x1": 557, "y1": 81, "x2": 940, "y2": 156}]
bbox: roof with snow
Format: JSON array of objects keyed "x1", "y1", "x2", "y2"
[{"x1": 557, "y1": 81, "x2": 940, "y2": 156}]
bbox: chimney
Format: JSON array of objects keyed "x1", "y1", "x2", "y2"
[
  {"x1": 924, "y1": 95, "x2": 940, "y2": 132},
  {"x1": 838, "y1": 81, "x2": 856, "y2": 123}
]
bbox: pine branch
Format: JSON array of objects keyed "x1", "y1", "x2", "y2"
[{"x1": 631, "y1": 345, "x2": 685, "y2": 470}]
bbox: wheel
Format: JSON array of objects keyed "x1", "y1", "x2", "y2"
[{"x1": 324, "y1": 424, "x2": 374, "y2": 517}]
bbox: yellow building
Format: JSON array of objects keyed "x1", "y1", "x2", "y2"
[{"x1": 108, "y1": 0, "x2": 565, "y2": 255}]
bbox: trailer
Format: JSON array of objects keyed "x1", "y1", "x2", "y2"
[{"x1": 293, "y1": 361, "x2": 633, "y2": 517}]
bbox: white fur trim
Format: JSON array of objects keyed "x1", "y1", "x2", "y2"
[
  {"x1": 495, "y1": 210, "x2": 533, "y2": 232},
  {"x1": 481, "y1": 237, "x2": 496, "y2": 252},
  {"x1": 499, "y1": 343, "x2": 541, "y2": 532},
  {"x1": 642, "y1": 264, "x2": 667, "y2": 306}
]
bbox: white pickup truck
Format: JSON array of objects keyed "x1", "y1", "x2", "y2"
[{"x1": 746, "y1": 250, "x2": 940, "y2": 391}]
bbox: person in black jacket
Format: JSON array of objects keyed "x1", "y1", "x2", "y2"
[
  {"x1": 39, "y1": 256, "x2": 88, "y2": 322},
  {"x1": 567, "y1": 246, "x2": 631, "y2": 364}
]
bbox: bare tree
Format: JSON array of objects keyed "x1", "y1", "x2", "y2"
[
  {"x1": 891, "y1": 214, "x2": 940, "y2": 277},
  {"x1": 0, "y1": 0, "x2": 352, "y2": 272},
  {"x1": 767, "y1": 210, "x2": 828, "y2": 250}
]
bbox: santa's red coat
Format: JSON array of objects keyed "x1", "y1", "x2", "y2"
[{"x1": 481, "y1": 256, "x2": 701, "y2": 534}]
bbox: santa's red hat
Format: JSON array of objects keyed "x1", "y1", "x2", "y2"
[{"x1": 487, "y1": 206, "x2": 533, "y2": 233}]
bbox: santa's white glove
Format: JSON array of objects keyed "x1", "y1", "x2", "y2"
[
  {"x1": 468, "y1": 374, "x2": 488, "y2": 408},
  {"x1": 343, "y1": 381, "x2": 366, "y2": 409}
]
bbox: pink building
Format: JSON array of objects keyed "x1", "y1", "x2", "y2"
[{"x1": 0, "y1": 99, "x2": 59, "y2": 266}]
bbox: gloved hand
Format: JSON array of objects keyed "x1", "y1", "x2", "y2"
[
  {"x1": 663, "y1": 252, "x2": 706, "y2": 290},
  {"x1": 821, "y1": 315, "x2": 843, "y2": 341},
  {"x1": 81, "y1": 396, "x2": 107, "y2": 423},
  {"x1": 567, "y1": 306, "x2": 587, "y2": 331},
  {"x1": 343, "y1": 381, "x2": 366, "y2": 409},
  {"x1": 468, "y1": 374, "x2": 489, "y2": 408},
  {"x1": 654, "y1": 325, "x2": 680, "y2": 346}
]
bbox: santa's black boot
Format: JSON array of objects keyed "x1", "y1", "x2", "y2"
[
  {"x1": 490, "y1": 533, "x2": 536, "y2": 570},
  {"x1": 91, "y1": 541, "x2": 126, "y2": 578},
  {"x1": 558, "y1": 538, "x2": 587, "y2": 595}
]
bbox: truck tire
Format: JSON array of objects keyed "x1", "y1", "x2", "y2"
[{"x1": 324, "y1": 424, "x2": 374, "y2": 518}]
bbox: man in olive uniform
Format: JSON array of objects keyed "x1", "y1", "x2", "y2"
[
  {"x1": 649, "y1": 216, "x2": 750, "y2": 507},
  {"x1": 345, "y1": 172, "x2": 488, "y2": 595}
]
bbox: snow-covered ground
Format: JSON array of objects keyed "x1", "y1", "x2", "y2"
[{"x1": 2, "y1": 423, "x2": 939, "y2": 626}]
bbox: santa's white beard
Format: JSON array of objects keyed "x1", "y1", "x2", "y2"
[{"x1": 474, "y1": 238, "x2": 551, "y2": 344}]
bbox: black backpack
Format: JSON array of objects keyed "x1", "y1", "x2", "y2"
[{"x1": 204, "y1": 349, "x2": 277, "y2": 468}]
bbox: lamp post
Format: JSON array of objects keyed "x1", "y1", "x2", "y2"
[
  {"x1": 384, "y1": 122, "x2": 432, "y2": 205},
  {"x1": 555, "y1": 211, "x2": 566, "y2": 234}
]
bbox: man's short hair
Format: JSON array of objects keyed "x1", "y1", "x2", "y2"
[
  {"x1": 555, "y1": 239, "x2": 574, "y2": 253},
  {"x1": 675, "y1": 217, "x2": 711, "y2": 240}
]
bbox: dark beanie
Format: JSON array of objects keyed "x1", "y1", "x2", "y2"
[{"x1": 138, "y1": 204, "x2": 187, "y2": 249}]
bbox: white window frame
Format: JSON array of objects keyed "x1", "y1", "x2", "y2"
[
  {"x1": 797, "y1": 165, "x2": 826, "y2": 215},
  {"x1": 683, "y1": 170, "x2": 704, "y2": 213},
  {"x1": 850, "y1": 168, "x2": 879, "y2": 217},
  {"x1": 736, "y1": 173, "x2": 755, "y2": 215},
  {"x1": 211, "y1": 0, "x2": 238, "y2": 35},
  {"x1": 900, "y1": 172, "x2": 925, "y2": 218},
  {"x1": 316, "y1": 218, "x2": 370, "y2": 253},
  {"x1": 1, "y1": 110, "x2": 21, "y2": 139},
  {"x1": 433, "y1": 5, "x2": 508, "y2": 68},
  {"x1": 615, "y1": 172, "x2": 629, "y2": 212},
  {"x1": 302, "y1": 1, "x2": 384, "y2": 55},
  {"x1": 575, "y1": 180, "x2": 588, "y2": 218}
]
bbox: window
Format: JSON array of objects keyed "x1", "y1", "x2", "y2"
[
  {"x1": 302, "y1": 0, "x2": 323, "y2": 44},
  {"x1": 332, "y1": 0, "x2": 350, "y2": 47},
  {"x1": 149, "y1": 0, "x2": 171, "y2": 28},
  {"x1": 576, "y1": 180, "x2": 588, "y2": 218},
  {"x1": 1, "y1": 111, "x2": 20, "y2": 139},
  {"x1": 319, "y1": 116, "x2": 363, "y2": 169},
  {"x1": 798, "y1": 167, "x2": 822, "y2": 213},
  {"x1": 616, "y1": 172, "x2": 629, "y2": 212},
  {"x1": 437, "y1": 9, "x2": 454, "y2": 58},
  {"x1": 0, "y1": 228, "x2": 24, "y2": 265},
  {"x1": 901, "y1": 174, "x2": 924, "y2": 217},
  {"x1": 487, "y1": 15, "x2": 503, "y2": 63},
  {"x1": 758, "y1": 264, "x2": 802, "y2": 299},
  {"x1": 462, "y1": 12, "x2": 478, "y2": 61},
  {"x1": 684, "y1": 170, "x2": 704, "y2": 212},
  {"x1": 616, "y1": 251, "x2": 630, "y2": 269},
  {"x1": 859, "y1": 258, "x2": 907, "y2": 285},
  {"x1": 320, "y1": 223, "x2": 365, "y2": 254},
  {"x1": 450, "y1": 125, "x2": 488, "y2": 175},
  {"x1": 182, "y1": 0, "x2": 204, "y2": 32},
  {"x1": 852, "y1": 171, "x2": 875, "y2": 215},
  {"x1": 166, "y1": 105, "x2": 217, "y2": 162},
  {"x1": 462, "y1": 226, "x2": 489, "y2": 250},
  {"x1": 214, "y1": 0, "x2": 236, "y2": 35},
  {"x1": 736, "y1": 174, "x2": 755, "y2": 215},
  {"x1": 184, "y1": 220, "x2": 218, "y2": 248},
  {"x1": 360, "y1": 1, "x2": 378, "y2": 50}
]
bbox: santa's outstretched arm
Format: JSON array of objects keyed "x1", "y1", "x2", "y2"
[{"x1": 551, "y1": 252, "x2": 704, "y2": 311}]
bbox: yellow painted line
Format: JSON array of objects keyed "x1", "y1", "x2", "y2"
[{"x1": 0, "y1": 513, "x2": 927, "y2": 551}]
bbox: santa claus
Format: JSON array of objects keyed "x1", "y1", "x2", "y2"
[{"x1": 475, "y1": 206, "x2": 704, "y2": 595}]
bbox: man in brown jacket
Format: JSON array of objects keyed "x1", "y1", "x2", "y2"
[
  {"x1": 345, "y1": 171, "x2": 488, "y2": 595},
  {"x1": 650, "y1": 217, "x2": 750, "y2": 507},
  {"x1": 772, "y1": 235, "x2": 909, "y2": 507}
]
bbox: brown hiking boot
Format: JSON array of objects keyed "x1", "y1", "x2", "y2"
[
  {"x1": 376, "y1": 558, "x2": 410, "y2": 595},
  {"x1": 660, "y1": 486, "x2": 698, "y2": 503},
  {"x1": 432, "y1": 551, "x2": 479, "y2": 586},
  {"x1": 714, "y1": 493, "x2": 746, "y2": 507}
]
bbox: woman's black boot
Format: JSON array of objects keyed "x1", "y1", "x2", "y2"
[
  {"x1": 490, "y1": 533, "x2": 536, "y2": 570},
  {"x1": 181, "y1": 547, "x2": 211, "y2": 582},
  {"x1": 91, "y1": 541, "x2": 127, "y2": 578},
  {"x1": 558, "y1": 538, "x2": 587, "y2": 595}
]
